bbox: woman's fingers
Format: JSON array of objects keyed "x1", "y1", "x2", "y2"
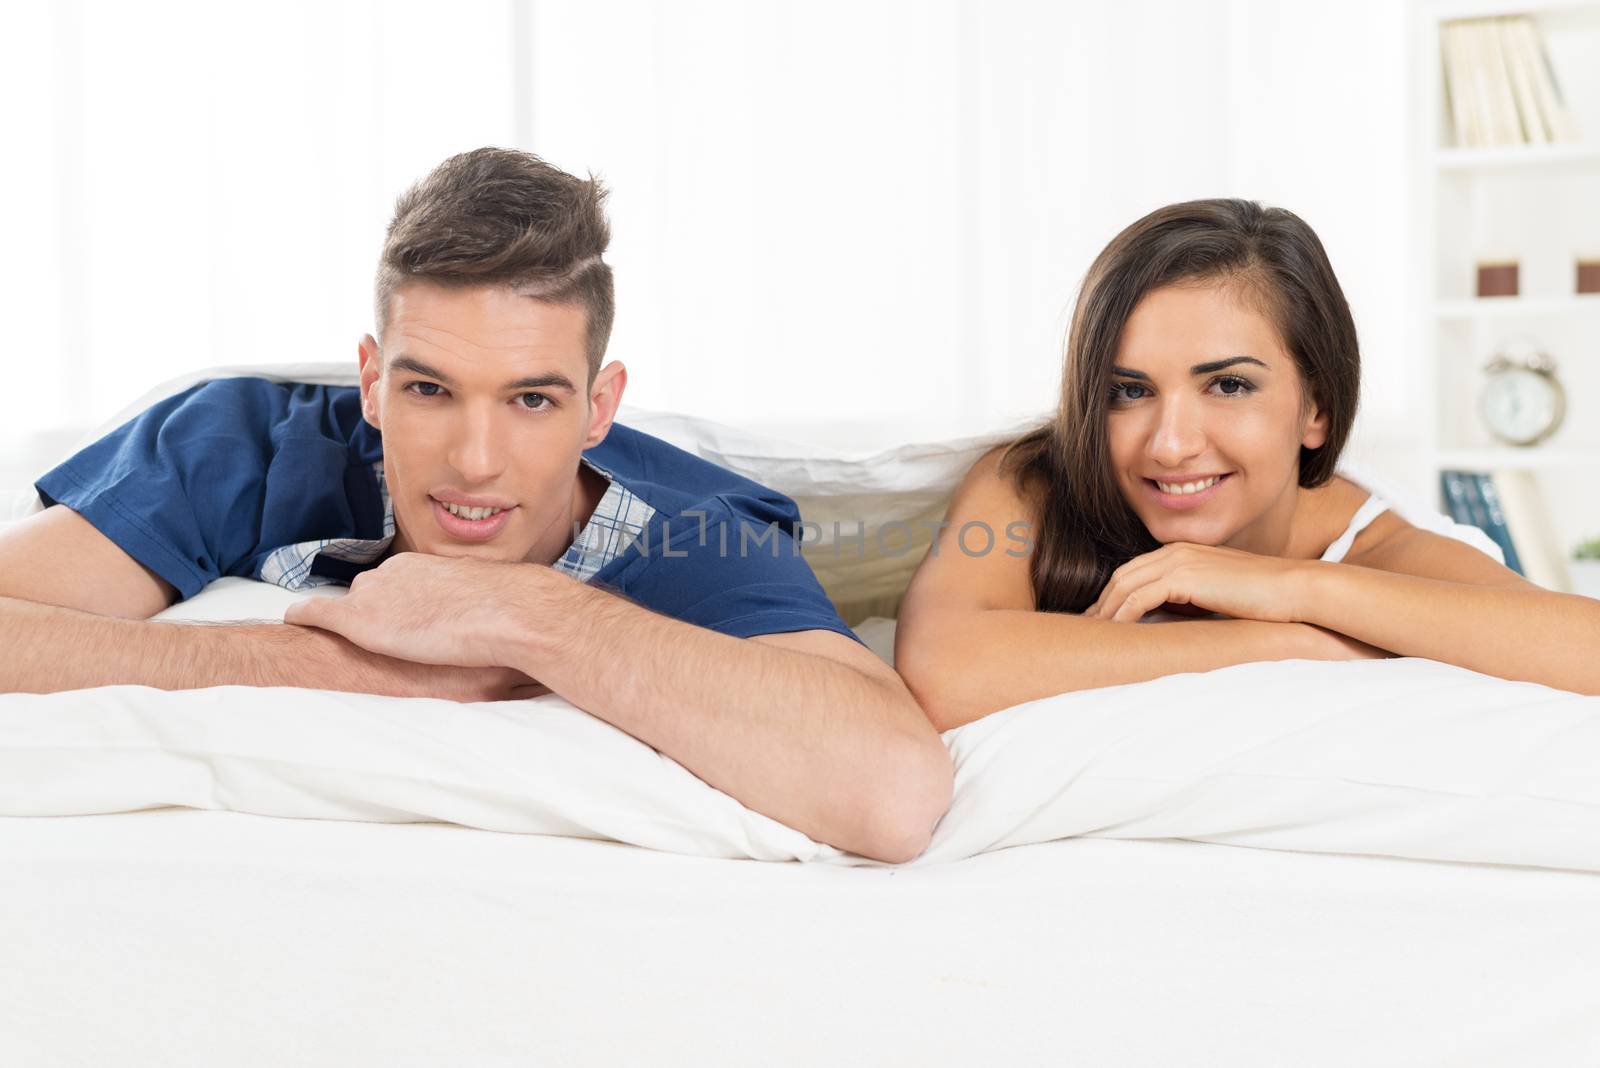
[{"x1": 1110, "y1": 578, "x2": 1170, "y2": 623}]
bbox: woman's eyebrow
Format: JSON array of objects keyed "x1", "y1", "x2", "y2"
[{"x1": 1190, "y1": 355, "x2": 1269, "y2": 375}]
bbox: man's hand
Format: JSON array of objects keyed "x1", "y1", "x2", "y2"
[{"x1": 284, "y1": 552, "x2": 538, "y2": 669}]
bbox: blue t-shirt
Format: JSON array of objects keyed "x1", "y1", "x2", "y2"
[{"x1": 34, "y1": 376, "x2": 859, "y2": 645}]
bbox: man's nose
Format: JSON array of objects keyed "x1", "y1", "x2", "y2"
[
  {"x1": 1145, "y1": 397, "x2": 1207, "y2": 468},
  {"x1": 447, "y1": 408, "x2": 509, "y2": 483}
]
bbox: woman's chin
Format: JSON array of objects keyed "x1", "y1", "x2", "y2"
[{"x1": 1144, "y1": 516, "x2": 1231, "y2": 547}]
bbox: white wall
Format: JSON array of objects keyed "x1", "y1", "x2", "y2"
[
  {"x1": 0, "y1": 0, "x2": 1425, "y2": 496},
  {"x1": 0, "y1": 0, "x2": 521, "y2": 489}
]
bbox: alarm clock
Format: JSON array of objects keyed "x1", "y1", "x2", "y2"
[{"x1": 1479, "y1": 341, "x2": 1565, "y2": 447}]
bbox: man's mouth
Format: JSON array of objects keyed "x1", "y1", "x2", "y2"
[
  {"x1": 429, "y1": 496, "x2": 517, "y2": 540},
  {"x1": 435, "y1": 498, "x2": 509, "y2": 521}
]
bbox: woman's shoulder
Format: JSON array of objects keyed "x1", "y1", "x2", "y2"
[
  {"x1": 1322, "y1": 474, "x2": 1411, "y2": 562},
  {"x1": 898, "y1": 441, "x2": 1041, "y2": 614},
  {"x1": 1330, "y1": 476, "x2": 1535, "y2": 588},
  {"x1": 950, "y1": 442, "x2": 1040, "y2": 526}
]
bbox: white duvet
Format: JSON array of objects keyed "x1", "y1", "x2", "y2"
[{"x1": 3, "y1": 576, "x2": 1596, "y2": 871}]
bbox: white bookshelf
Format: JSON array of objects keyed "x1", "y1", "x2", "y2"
[
  {"x1": 1435, "y1": 142, "x2": 1600, "y2": 169},
  {"x1": 1414, "y1": 0, "x2": 1600, "y2": 589},
  {"x1": 1436, "y1": 293, "x2": 1600, "y2": 318}
]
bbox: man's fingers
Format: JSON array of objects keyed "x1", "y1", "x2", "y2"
[{"x1": 284, "y1": 598, "x2": 339, "y2": 631}]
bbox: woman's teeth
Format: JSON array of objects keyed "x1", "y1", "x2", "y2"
[
  {"x1": 1155, "y1": 476, "x2": 1221, "y2": 496},
  {"x1": 440, "y1": 500, "x2": 504, "y2": 520}
]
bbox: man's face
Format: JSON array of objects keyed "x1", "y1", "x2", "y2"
[{"x1": 359, "y1": 282, "x2": 625, "y2": 566}]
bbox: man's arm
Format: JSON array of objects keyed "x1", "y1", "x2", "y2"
[
  {"x1": 281, "y1": 555, "x2": 955, "y2": 864},
  {"x1": 510, "y1": 579, "x2": 954, "y2": 864},
  {"x1": 0, "y1": 504, "x2": 181, "y2": 620},
  {"x1": 0, "y1": 506, "x2": 541, "y2": 702}
]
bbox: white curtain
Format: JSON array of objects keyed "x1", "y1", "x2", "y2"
[
  {"x1": 1, "y1": 0, "x2": 1420, "y2": 492},
  {"x1": 0, "y1": 0, "x2": 519, "y2": 481}
]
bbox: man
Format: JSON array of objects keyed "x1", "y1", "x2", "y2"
[{"x1": 0, "y1": 147, "x2": 951, "y2": 863}]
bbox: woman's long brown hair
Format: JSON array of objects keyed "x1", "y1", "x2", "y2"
[{"x1": 1000, "y1": 198, "x2": 1361, "y2": 614}]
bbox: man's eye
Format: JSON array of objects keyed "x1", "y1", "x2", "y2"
[
  {"x1": 520, "y1": 393, "x2": 550, "y2": 410},
  {"x1": 406, "y1": 382, "x2": 444, "y2": 398}
]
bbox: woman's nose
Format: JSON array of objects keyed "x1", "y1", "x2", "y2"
[{"x1": 1145, "y1": 399, "x2": 1207, "y2": 467}]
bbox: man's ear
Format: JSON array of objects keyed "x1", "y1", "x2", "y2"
[
  {"x1": 583, "y1": 361, "x2": 628, "y2": 449},
  {"x1": 358, "y1": 335, "x2": 382, "y2": 430}
]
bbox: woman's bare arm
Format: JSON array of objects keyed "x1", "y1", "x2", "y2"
[
  {"x1": 893, "y1": 449, "x2": 1380, "y2": 730},
  {"x1": 1289, "y1": 515, "x2": 1600, "y2": 694}
]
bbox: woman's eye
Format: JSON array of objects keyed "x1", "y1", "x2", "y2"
[
  {"x1": 1212, "y1": 375, "x2": 1254, "y2": 396},
  {"x1": 519, "y1": 393, "x2": 549, "y2": 411},
  {"x1": 1109, "y1": 381, "x2": 1149, "y2": 403}
]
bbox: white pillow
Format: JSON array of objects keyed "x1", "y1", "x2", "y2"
[{"x1": 3, "y1": 574, "x2": 1596, "y2": 872}]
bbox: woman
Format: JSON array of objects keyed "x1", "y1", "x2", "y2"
[{"x1": 895, "y1": 198, "x2": 1600, "y2": 730}]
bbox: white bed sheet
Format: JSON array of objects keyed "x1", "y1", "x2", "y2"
[{"x1": 3, "y1": 808, "x2": 1598, "y2": 1067}]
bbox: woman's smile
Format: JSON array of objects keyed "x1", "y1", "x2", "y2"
[{"x1": 1144, "y1": 471, "x2": 1232, "y2": 510}]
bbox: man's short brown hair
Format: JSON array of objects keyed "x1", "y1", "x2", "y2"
[{"x1": 375, "y1": 147, "x2": 615, "y2": 379}]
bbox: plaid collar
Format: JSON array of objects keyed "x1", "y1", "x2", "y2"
[{"x1": 554, "y1": 458, "x2": 657, "y2": 581}]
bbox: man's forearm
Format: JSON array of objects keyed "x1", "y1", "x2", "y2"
[
  {"x1": 1, "y1": 594, "x2": 385, "y2": 695},
  {"x1": 495, "y1": 571, "x2": 945, "y2": 861}
]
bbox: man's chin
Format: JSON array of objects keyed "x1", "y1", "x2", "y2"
[{"x1": 422, "y1": 543, "x2": 517, "y2": 560}]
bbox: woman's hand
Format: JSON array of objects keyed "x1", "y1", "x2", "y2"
[{"x1": 1087, "y1": 542, "x2": 1318, "y2": 624}]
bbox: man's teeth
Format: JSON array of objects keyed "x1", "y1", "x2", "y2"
[
  {"x1": 1156, "y1": 476, "x2": 1222, "y2": 496},
  {"x1": 440, "y1": 500, "x2": 504, "y2": 520}
]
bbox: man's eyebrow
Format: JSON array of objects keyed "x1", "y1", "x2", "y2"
[
  {"x1": 1190, "y1": 355, "x2": 1268, "y2": 375},
  {"x1": 389, "y1": 356, "x2": 455, "y2": 383},
  {"x1": 388, "y1": 355, "x2": 578, "y2": 393},
  {"x1": 502, "y1": 374, "x2": 579, "y2": 394}
]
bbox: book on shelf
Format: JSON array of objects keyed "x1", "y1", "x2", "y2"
[
  {"x1": 1512, "y1": 15, "x2": 1581, "y2": 144},
  {"x1": 1440, "y1": 15, "x2": 1578, "y2": 149},
  {"x1": 1500, "y1": 16, "x2": 1549, "y2": 144},
  {"x1": 1440, "y1": 468, "x2": 1571, "y2": 591},
  {"x1": 1469, "y1": 472, "x2": 1524, "y2": 576}
]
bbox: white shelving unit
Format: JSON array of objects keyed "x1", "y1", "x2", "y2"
[{"x1": 1414, "y1": 0, "x2": 1600, "y2": 586}]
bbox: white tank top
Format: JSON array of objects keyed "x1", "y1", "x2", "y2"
[{"x1": 1320, "y1": 493, "x2": 1391, "y2": 563}]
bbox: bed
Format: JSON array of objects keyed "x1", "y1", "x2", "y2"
[
  {"x1": 8, "y1": 811, "x2": 1599, "y2": 1066},
  {"x1": 4, "y1": 365, "x2": 1599, "y2": 1066}
]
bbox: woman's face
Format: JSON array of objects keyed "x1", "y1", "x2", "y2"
[{"x1": 1103, "y1": 281, "x2": 1328, "y2": 553}]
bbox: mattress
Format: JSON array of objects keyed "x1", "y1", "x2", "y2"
[{"x1": 4, "y1": 808, "x2": 1597, "y2": 1067}]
